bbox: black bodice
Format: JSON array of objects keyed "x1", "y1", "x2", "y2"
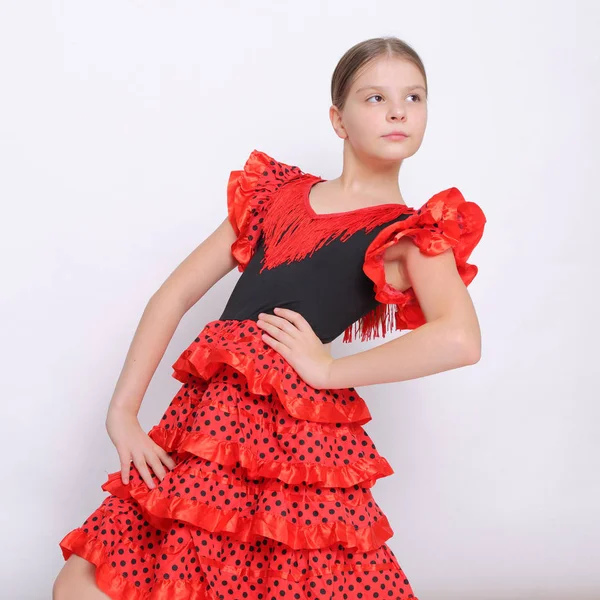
[{"x1": 219, "y1": 212, "x2": 411, "y2": 343}]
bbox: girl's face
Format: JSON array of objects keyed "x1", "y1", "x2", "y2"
[{"x1": 331, "y1": 56, "x2": 428, "y2": 163}]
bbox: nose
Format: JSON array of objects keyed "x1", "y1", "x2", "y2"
[{"x1": 388, "y1": 103, "x2": 407, "y2": 121}]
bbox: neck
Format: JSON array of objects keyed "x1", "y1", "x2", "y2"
[{"x1": 340, "y1": 145, "x2": 404, "y2": 203}]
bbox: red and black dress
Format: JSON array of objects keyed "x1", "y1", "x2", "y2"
[{"x1": 59, "y1": 149, "x2": 486, "y2": 599}]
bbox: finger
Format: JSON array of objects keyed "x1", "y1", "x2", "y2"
[
  {"x1": 261, "y1": 332, "x2": 291, "y2": 359},
  {"x1": 156, "y1": 447, "x2": 177, "y2": 470},
  {"x1": 145, "y1": 451, "x2": 167, "y2": 483},
  {"x1": 257, "y1": 312, "x2": 300, "y2": 338},
  {"x1": 259, "y1": 312, "x2": 300, "y2": 335},
  {"x1": 273, "y1": 307, "x2": 310, "y2": 332},
  {"x1": 257, "y1": 319, "x2": 295, "y2": 347},
  {"x1": 119, "y1": 451, "x2": 132, "y2": 484},
  {"x1": 133, "y1": 454, "x2": 156, "y2": 489}
]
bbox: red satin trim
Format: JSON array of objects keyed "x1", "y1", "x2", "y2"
[
  {"x1": 101, "y1": 471, "x2": 394, "y2": 552},
  {"x1": 109, "y1": 454, "x2": 380, "y2": 505},
  {"x1": 176, "y1": 395, "x2": 368, "y2": 438},
  {"x1": 60, "y1": 526, "x2": 404, "y2": 588},
  {"x1": 60, "y1": 528, "x2": 210, "y2": 598},
  {"x1": 147, "y1": 425, "x2": 393, "y2": 487},
  {"x1": 343, "y1": 187, "x2": 487, "y2": 342},
  {"x1": 171, "y1": 318, "x2": 372, "y2": 425}
]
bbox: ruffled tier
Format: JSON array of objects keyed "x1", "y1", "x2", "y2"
[
  {"x1": 101, "y1": 456, "x2": 393, "y2": 552},
  {"x1": 171, "y1": 318, "x2": 372, "y2": 425},
  {"x1": 60, "y1": 494, "x2": 419, "y2": 598},
  {"x1": 146, "y1": 364, "x2": 392, "y2": 488},
  {"x1": 148, "y1": 425, "x2": 392, "y2": 488}
]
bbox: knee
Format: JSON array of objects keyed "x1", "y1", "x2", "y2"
[
  {"x1": 52, "y1": 554, "x2": 92, "y2": 600},
  {"x1": 52, "y1": 567, "x2": 69, "y2": 600}
]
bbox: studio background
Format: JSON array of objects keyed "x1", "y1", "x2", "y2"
[{"x1": 1, "y1": 1, "x2": 597, "y2": 598}]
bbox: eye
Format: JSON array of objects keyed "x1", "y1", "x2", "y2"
[
  {"x1": 366, "y1": 94, "x2": 384, "y2": 103},
  {"x1": 407, "y1": 93, "x2": 422, "y2": 102}
]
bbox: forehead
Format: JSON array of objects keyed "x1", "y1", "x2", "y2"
[{"x1": 350, "y1": 56, "x2": 425, "y2": 91}]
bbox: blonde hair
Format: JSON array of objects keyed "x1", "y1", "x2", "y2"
[{"x1": 331, "y1": 36, "x2": 428, "y2": 111}]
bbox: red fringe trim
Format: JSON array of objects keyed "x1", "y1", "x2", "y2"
[
  {"x1": 147, "y1": 425, "x2": 394, "y2": 487},
  {"x1": 260, "y1": 177, "x2": 412, "y2": 272},
  {"x1": 101, "y1": 471, "x2": 394, "y2": 552},
  {"x1": 226, "y1": 149, "x2": 306, "y2": 272},
  {"x1": 342, "y1": 302, "x2": 399, "y2": 343}
]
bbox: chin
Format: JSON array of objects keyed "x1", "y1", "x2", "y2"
[
  {"x1": 375, "y1": 145, "x2": 411, "y2": 161},
  {"x1": 353, "y1": 143, "x2": 408, "y2": 163}
]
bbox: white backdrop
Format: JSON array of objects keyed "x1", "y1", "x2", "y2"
[{"x1": 1, "y1": 1, "x2": 598, "y2": 598}]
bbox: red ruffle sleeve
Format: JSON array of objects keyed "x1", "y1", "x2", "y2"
[
  {"x1": 343, "y1": 186, "x2": 487, "y2": 342},
  {"x1": 227, "y1": 149, "x2": 305, "y2": 271}
]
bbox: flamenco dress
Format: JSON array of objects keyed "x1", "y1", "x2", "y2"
[{"x1": 59, "y1": 149, "x2": 486, "y2": 599}]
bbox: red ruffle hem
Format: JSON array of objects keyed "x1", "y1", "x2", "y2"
[{"x1": 59, "y1": 319, "x2": 420, "y2": 599}]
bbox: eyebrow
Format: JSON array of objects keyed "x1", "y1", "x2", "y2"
[{"x1": 355, "y1": 84, "x2": 426, "y2": 94}]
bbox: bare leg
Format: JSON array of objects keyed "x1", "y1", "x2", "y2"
[{"x1": 53, "y1": 555, "x2": 112, "y2": 600}]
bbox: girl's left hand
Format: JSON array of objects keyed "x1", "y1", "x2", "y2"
[{"x1": 256, "y1": 307, "x2": 335, "y2": 389}]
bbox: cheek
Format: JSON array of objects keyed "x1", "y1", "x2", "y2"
[
  {"x1": 346, "y1": 111, "x2": 379, "y2": 140},
  {"x1": 412, "y1": 106, "x2": 428, "y2": 130}
]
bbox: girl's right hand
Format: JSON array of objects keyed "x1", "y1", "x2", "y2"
[{"x1": 105, "y1": 406, "x2": 177, "y2": 488}]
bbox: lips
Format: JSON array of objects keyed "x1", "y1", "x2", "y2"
[{"x1": 383, "y1": 133, "x2": 408, "y2": 140}]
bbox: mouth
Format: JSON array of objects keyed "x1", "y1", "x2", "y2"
[{"x1": 382, "y1": 132, "x2": 409, "y2": 140}]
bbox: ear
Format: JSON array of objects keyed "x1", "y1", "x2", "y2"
[{"x1": 329, "y1": 104, "x2": 347, "y2": 140}]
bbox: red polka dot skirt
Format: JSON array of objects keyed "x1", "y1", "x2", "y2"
[{"x1": 59, "y1": 319, "x2": 420, "y2": 599}]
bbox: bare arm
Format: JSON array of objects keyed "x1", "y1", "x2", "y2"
[
  {"x1": 107, "y1": 216, "x2": 238, "y2": 418},
  {"x1": 328, "y1": 237, "x2": 482, "y2": 389}
]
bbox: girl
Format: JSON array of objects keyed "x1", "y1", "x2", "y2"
[{"x1": 54, "y1": 36, "x2": 486, "y2": 600}]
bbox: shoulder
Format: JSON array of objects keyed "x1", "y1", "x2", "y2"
[
  {"x1": 370, "y1": 186, "x2": 486, "y2": 260},
  {"x1": 363, "y1": 185, "x2": 486, "y2": 300},
  {"x1": 227, "y1": 149, "x2": 311, "y2": 218},
  {"x1": 226, "y1": 149, "x2": 317, "y2": 271},
  {"x1": 228, "y1": 149, "x2": 316, "y2": 193},
  {"x1": 345, "y1": 186, "x2": 486, "y2": 342}
]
